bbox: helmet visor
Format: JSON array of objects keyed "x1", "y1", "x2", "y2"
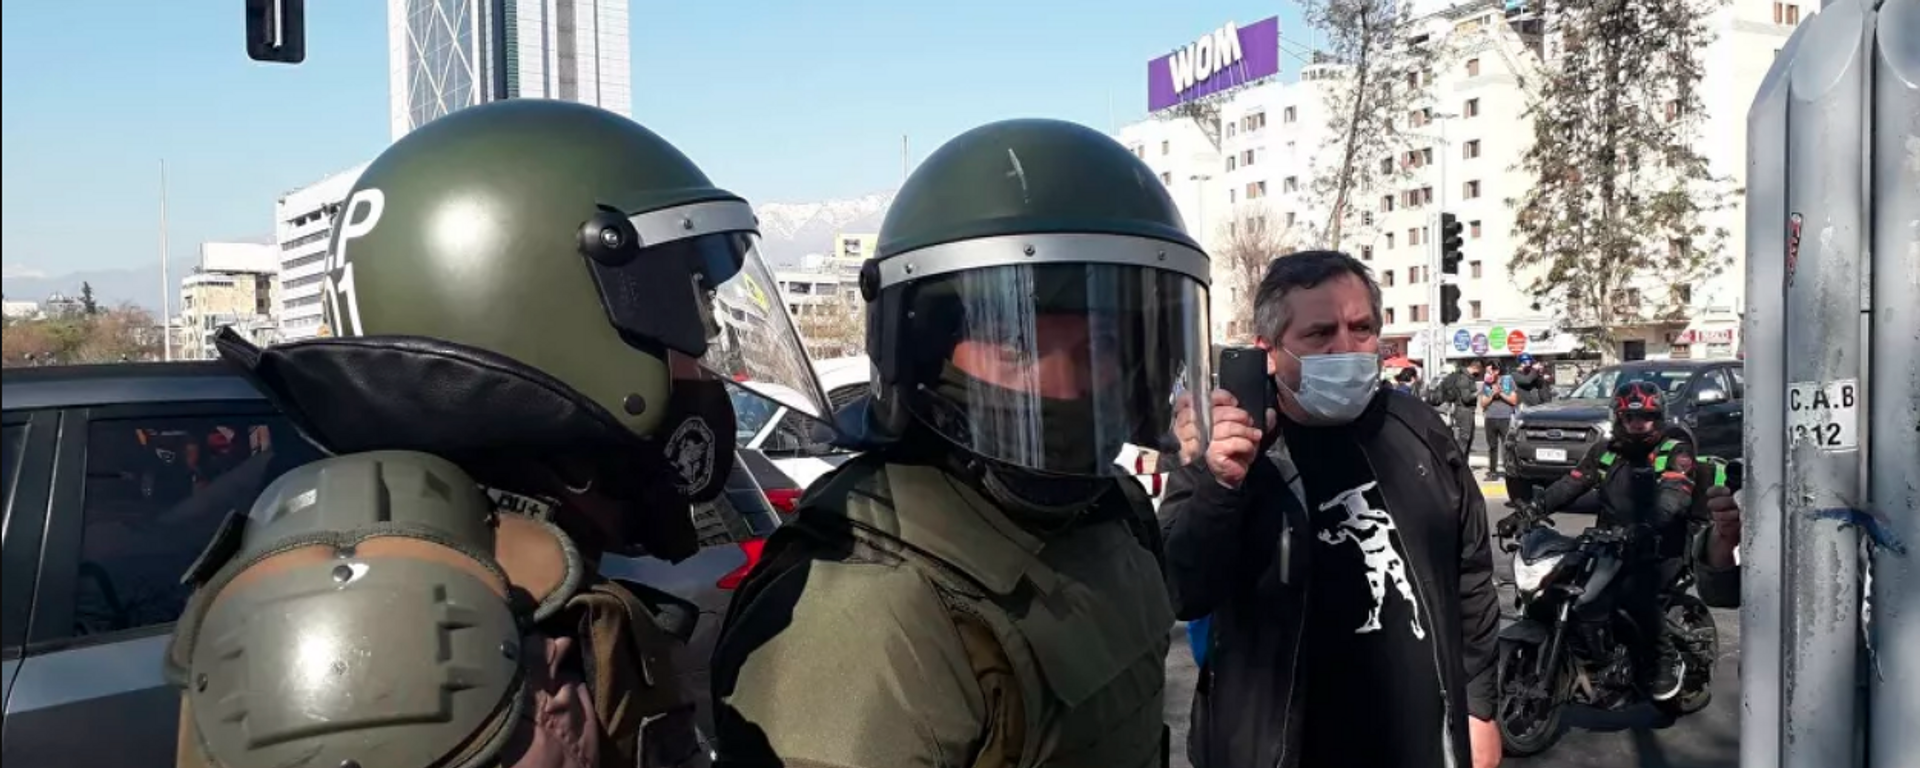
[
  {"x1": 586, "y1": 224, "x2": 831, "y2": 425},
  {"x1": 698, "y1": 235, "x2": 832, "y2": 422},
  {"x1": 897, "y1": 262, "x2": 1211, "y2": 477}
]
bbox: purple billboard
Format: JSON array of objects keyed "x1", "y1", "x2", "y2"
[{"x1": 1147, "y1": 17, "x2": 1282, "y2": 113}]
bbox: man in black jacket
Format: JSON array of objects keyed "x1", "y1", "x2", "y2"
[
  {"x1": 1162, "y1": 250, "x2": 1500, "y2": 768},
  {"x1": 1512, "y1": 353, "x2": 1554, "y2": 406},
  {"x1": 1430, "y1": 359, "x2": 1483, "y2": 452}
]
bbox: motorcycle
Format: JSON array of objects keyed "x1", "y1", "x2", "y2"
[{"x1": 1492, "y1": 516, "x2": 1719, "y2": 756}]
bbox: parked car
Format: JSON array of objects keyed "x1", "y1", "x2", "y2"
[
  {"x1": 812, "y1": 354, "x2": 873, "y2": 412},
  {"x1": 731, "y1": 381, "x2": 852, "y2": 490},
  {"x1": 0, "y1": 362, "x2": 788, "y2": 765},
  {"x1": 1505, "y1": 360, "x2": 1745, "y2": 502}
]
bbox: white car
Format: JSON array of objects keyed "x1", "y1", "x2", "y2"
[
  {"x1": 732, "y1": 355, "x2": 1170, "y2": 506},
  {"x1": 728, "y1": 380, "x2": 850, "y2": 490}
]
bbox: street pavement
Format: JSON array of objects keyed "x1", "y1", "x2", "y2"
[{"x1": 1160, "y1": 471, "x2": 1741, "y2": 768}]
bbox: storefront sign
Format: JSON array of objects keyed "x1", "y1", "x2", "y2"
[{"x1": 1676, "y1": 328, "x2": 1737, "y2": 345}]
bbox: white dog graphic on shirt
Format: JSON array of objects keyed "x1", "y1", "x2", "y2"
[{"x1": 1316, "y1": 481, "x2": 1427, "y2": 639}]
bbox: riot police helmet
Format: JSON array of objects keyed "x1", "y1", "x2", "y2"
[{"x1": 860, "y1": 118, "x2": 1213, "y2": 479}]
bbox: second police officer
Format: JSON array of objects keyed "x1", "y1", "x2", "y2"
[
  {"x1": 710, "y1": 118, "x2": 1215, "y2": 767},
  {"x1": 164, "y1": 99, "x2": 832, "y2": 768}
]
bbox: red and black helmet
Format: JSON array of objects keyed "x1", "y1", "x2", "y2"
[{"x1": 1612, "y1": 380, "x2": 1666, "y2": 421}]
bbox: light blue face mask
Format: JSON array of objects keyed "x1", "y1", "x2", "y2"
[{"x1": 1280, "y1": 349, "x2": 1382, "y2": 424}]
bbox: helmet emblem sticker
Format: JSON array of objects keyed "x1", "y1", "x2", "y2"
[
  {"x1": 666, "y1": 417, "x2": 717, "y2": 494},
  {"x1": 321, "y1": 187, "x2": 387, "y2": 337}
]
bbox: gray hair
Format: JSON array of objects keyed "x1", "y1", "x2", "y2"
[{"x1": 1251, "y1": 249, "x2": 1384, "y2": 342}]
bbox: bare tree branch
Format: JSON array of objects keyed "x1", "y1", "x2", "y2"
[
  {"x1": 1303, "y1": 0, "x2": 1448, "y2": 250},
  {"x1": 1216, "y1": 203, "x2": 1301, "y2": 340},
  {"x1": 792, "y1": 297, "x2": 866, "y2": 360}
]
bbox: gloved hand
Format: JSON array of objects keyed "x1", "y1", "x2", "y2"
[
  {"x1": 1705, "y1": 485, "x2": 1741, "y2": 566},
  {"x1": 1495, "y1": 511, "x2": 1527, "y2": 538}
]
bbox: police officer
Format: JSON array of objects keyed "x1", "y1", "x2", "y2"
[
  {"x1": 1498, "y1": 380, "x2": 1693, "y2": 701},
  {"x1": 709, "y1": 118, "x2": 1213, "y2": 768},
  {"x1": 164, "y1": 99, "x2": 830, "y2": 768}
]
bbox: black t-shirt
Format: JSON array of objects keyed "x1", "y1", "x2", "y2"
[{"x1": 1288, "y1": 427, "x2": 1451, "y2": 768}]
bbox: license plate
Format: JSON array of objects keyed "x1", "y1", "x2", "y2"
[{"x1": 1536, "y1": 447, "x2": 1568, "y2": 462}]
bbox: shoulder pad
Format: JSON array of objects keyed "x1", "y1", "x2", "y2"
[{"x1": 169, "y1": 450, "x2": 577, "y2": 768}]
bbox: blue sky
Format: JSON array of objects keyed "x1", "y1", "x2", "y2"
[{"x1": 2, "y1": 0, "x2": 1306, "y2": 276}]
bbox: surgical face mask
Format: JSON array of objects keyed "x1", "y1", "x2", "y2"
[{"x1": 1280, "y1": 348, "x2": 1382, "y2": 424}]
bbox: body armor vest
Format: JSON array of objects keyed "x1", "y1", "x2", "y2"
[{"x1": 742, "y1": 455, "x2": 1173, "y2": 768}]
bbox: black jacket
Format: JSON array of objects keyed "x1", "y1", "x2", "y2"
[
  {"x1": 1513, "y1": 369, "x2": 1552, "y2": 406},
  {"x1": 1160, "y1": 391, "x2": 1498, "y2": 768},
  {"x1": 1427, "y1": 370, "x2": 1478, "y2": 410},
  {"x1": 1535, "y1": 435, "x2": 1696, "y2": 555}
]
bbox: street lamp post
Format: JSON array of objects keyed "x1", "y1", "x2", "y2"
[{"x1": 1189, "y1": 173, "x2": 1212, "y2": 240}]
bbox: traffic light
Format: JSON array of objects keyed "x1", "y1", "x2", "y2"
[
  {"x1": 1440, "y1": 284, "x2": 1462, "y2": 324},
  {"x1": 246, "y1": 0, "x2": 307, "y2": 64},
  {"x1": 1439, "y1": 212, "x2": 1465, "y2": 274},
  {"x1": 1438, "y1": 212, "x2": 1465, "y2": 324}
]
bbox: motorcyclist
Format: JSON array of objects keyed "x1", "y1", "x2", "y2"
[
  {"x1": 709, "y1": 118, "x2": 1211, "y2": 767},
  {"x1": 1495, "y1": 380, "x2": 1693, "y2": 701},
  {"x1": 163, "y1": 99, "x2": 830, "y2": 768}
]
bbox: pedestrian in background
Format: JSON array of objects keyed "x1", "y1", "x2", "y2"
[
  {"x1": 1394, "y1": 366, "x2": 1421, "y2": 397},
  {"x1": 1513, "y1": 353, "x2": 1553, "y2": 406},
  {"x1": 1430, "y1": 359, "x2": 1483, "y2": 452},
  {"x1": 1479, "y1": 363, "x2": 1519, "y2": 481},
  {"x1": 1162, "y1": 250, "x2": 1501, "y2": 768}
]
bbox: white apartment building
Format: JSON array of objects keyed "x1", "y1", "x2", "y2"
[
  {"x1": 274, "y1": 163, "x2": 371, "y2": 341},
  {"x1": 388, "y1": 0, "x2": 633, "y2": 141},
  {"x1": 178, "y1": 242, "x2": 280, "y2": 360},
  {"x1": 1119, "y1": 0, "x2": 1798, "y2": 361}
]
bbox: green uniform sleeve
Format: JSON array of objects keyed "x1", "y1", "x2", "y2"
[{"x1": 713, "y1": 559, "x2": 986, "y2": 768}]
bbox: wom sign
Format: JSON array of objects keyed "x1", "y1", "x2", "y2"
[
  {"x1": 1148, "y1": 16, "x2": 1281, "y2": 112},
  {"x1": 1170, "y1": 23, "x2": 1244, "y2": 95}
]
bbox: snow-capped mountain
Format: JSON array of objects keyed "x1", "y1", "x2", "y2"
[{"x1": 753, "y1": 190, "x2": 896, "y2": 267}]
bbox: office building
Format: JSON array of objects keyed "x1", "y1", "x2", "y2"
[
  {"x1": 274, "y1": 163, "x2": 371, "y2": 341},
  {"x1": 829, "y1": 232, "x2": 877, "y2": 274},
  {"x1": 179, "y1": 242, "x2": 280, "y2": 359},
  {"x1": 388, "y1": 0, "x2": 633, "y2": 140}
]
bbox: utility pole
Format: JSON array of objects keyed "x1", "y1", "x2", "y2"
[
  {"x1": 902, "y1": 135, "x2": 910, "y2": 182},
  {"x1": 1743, "y1": 0, "x2": 1917, "y2": 764},
  {"x1": 159, "y1": 159, "x2": 173, "y2": 363},
  {"x1": 1188, "y1": 174, "x2": 1211, "y2": 242},
  {"x1": 1424, "y1": 111, "x2": 1455, "y2": 374}
]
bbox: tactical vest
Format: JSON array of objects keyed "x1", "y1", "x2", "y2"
[
  {"x1": 163, "y1": 452, "x2": 702, "y2": 768},
  {"x1": 750, "y1": 456, "x2": 1173, "y2": 768}
]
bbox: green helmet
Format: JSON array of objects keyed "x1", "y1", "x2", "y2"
[
  {"x1": 212, "y1": 100, "x2": 826, "y2": 556},
  {"x1": 317, "y1": 99, "x2": 827, "y2": 439},
  {"x1": 860, "y1": 118, "x2": 1214, "y2": 478}
]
